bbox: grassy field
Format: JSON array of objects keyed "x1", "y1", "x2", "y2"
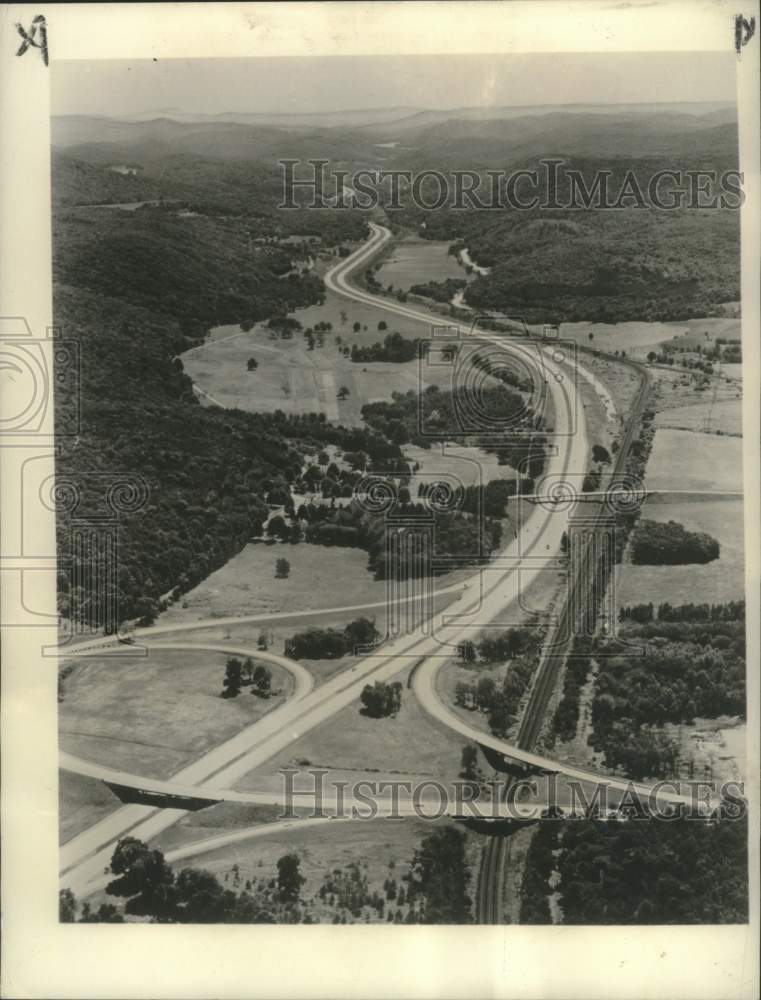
[
  {"x1": 654, "y1": 398, "x2": 742, "y2": 436},
  {"x1": 375, "y1": 237, "x2": 466, "y2": 289},
  {"x1": 157, "y1": 540, "x2": 469, "y2": 632},
  {"x1": 152, "y1": 801, "x2": 286, "y2": 854},
  {"x1": 59, "y1": 647, "x2": 293, "y2": 779},
  {"x1": 59, "y1": 770, "x2": 122, "y2": 845},
  {"x1": 560, "y1": 316, "x2": 741, "y2": 360},
  {"x1": 615, "y1": 497, "x2": 745, "y2": 609},
  {"x1": 183, "y1": 287, "x2": 447, "y2": 426},
  {"x1": 161, "y1": 815, "x2": 470, "y2": 924},
  {"x1": 234, "y1": 665, "x2": 467, "y2": 796},
  {"x1": 645, "y1": 428, "x2": 743, "y2": 493}
]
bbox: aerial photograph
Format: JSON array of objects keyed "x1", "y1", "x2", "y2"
[{"x1": 52, "y1": 50, "x2": 748, "y2": 926}]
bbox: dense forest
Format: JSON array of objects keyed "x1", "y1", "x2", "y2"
[
  {"x1": 54, "y1": 209, "x2": 325, "y2": 329},
  {"x1": 520, "y1": 806, "x2": 747, "y2": 924},
  {"x1": 390, "y1": 154, "x2": 740, "y2": 324}
]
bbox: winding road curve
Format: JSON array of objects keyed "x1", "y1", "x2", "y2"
[{"x1": 60, "y1": 225, "x2": 705, "y2": 901}]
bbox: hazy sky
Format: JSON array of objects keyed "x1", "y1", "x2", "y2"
[{"x1": 52, "y1": 51, "x2": 736, "y2": 117}]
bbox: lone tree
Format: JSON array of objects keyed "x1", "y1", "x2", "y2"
[
  {"x1": 360, "y1": 680, "x2": 403, "y2": 718},
  {"x1": 592, "y1": 444, "x2": 611, "y2": 465},
  {"x1": 352, "y1": 321, "x2": 361, "y2": 333},
  {"x1": 222, "y1": 657, "x2": 243, "y2": 698},
  {"x1": 252, "y1": 663, "x2": 272, "y2": 697},
  {"x1": 275, "y1": 557, "x2": 291, "y2": 578},
  {"x1": 276, "y1": 854, "x2": 305, "y2": 904},
  {"x1": 247, "y1": 357, "x2": 258, "y2": 372},
  {"x1": 242, "y1": 656, "x2": 255, "y2": 683},
  {"x1": 378, "y1": 320, "x2": 388, "y2": 331},
  {"x1": 337, "y1": 386, "x2": 350, "y2": 400},
  {"x1": 460, "y1": 744, "x2": 482, "y2": 782}
]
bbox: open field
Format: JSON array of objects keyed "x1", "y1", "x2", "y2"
[
  {"x1": 59, "y1": 648, "x2": 293, "y2": 779},
  {"x1": 152, "y1": 801, "x2": 286, "y2": 854},
  {"x1": 404, "y1": 442, "x2": 512, "y2": 491},
  {"x1": 375, "y1": 236, "x2": 466, "y2": 289},
  {"x1": 234, "y1": 665, "x2": 466, "y2": 795},
  {"x1": 157, "y1": 539, "x2": 470, "y2": 635},
  {"x1": 159, "y1": 541, "x2": 390, "y2": 623},
  {"x1": 615, "y1": 497, "x2": 744, "y2": 609},
  {"x1": 662, "y1": 717, "x2": 747, "y2": 785},
  {"x1": 653, "y1": 398, "x2": 742, "y2": 436},
  {"x1": 644, "y1": 428, "x2": 743, "y2": 492},
  {"x1": 183, "y1": 286, "x2": 445, "y2": 426},
  {"x1": 560, "y1": 316, "x2": 741, "y2": 361},
  {"x1": 59, "y1": 770, "x2": 122, "y2": 845}
]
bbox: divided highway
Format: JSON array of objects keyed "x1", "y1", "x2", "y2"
[{"x1": 60, "y1": 225, "x2": 700, "y2": 906}]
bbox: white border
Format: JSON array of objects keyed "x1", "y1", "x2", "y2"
[{"x1": 1, "y1": 3, "x2": 759, "y2": 998}]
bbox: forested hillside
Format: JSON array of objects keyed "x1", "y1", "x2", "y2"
[
  {"x1": 52, "y1": 150, "x2": 368, "y2": 628},
  {"x1": 54, "y1": 209, "x2": 324, "y2": 327}
]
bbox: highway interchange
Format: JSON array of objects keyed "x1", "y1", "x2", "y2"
[{"x1": 60, "y1": 224, "x2": 709, "y2": 910}]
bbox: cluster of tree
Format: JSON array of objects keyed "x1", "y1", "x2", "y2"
[
  {"x1": 518, "y1": 821, "x2": 559, "y2": 924},
  {"x1": 360, "y1": 680, "x2": 403, "y2": 718},
  {"x1": 284, "y1": 617, "x2": 379, "y2": 660},
  {"x1": 420, "y1": 477, "x2": 530, "y2": 519},
  {"x1": 590, "y1": 602, "x2": 746, "y2": 778},
  {"x1": 60, "y1": 890, "x2": 124, "y2": 924},
  {"x1": 318, "y1": 862, "x2": 387, "y2": 920},
  {"x1": 471, "y1": 351, "x2": 533, "y2": 393},
  {"x1": 361, "y1": 384, "x2": 533, "y2": 452},
  {"x1": 553, "y1": 810, "x2": 747, "y2": 924},
  {"x1": 630, "y1": 519, "x2": 720, "y2": 565},
  {"x1": 455, "y1": 629, "x2": 545, "y2": 736},
  {"x1": 71, "y1": 837, "x2": 317, "y2": 923},
  {"x1": 316, "y1": 858, "x2": 426, "y2": 924},
  {"x1": 268, "y1": 315, "x2": 302, "y2": 338},
  {"x1": 611, "y1": 412, "x2": 656, "y2": 564},
  {"x1": 619, "y1": 599, "x2": 745, "y2": 623},
  {"x1": 349, "y1": 331, "x2": 428, "y2": 364},
  {"x1": 405, "y1": 827, "x2": 472, "y2": 923},
  {"x1": 408, "y1": 277, "x2": 467, "y2": 303},
  {"x1": 221, "y1": 656, "x2": 273, "y2": 699},
  {"x1": 294, "y1": 494, "x2": 504, "y2": 580},
  {"x1": 549, "y1": 636, "x2": 594, "y2": 744}
]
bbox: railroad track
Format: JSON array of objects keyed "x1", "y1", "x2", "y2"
[{"x1": 476, "y1": 348, "x2": 652, "y2": 924}]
